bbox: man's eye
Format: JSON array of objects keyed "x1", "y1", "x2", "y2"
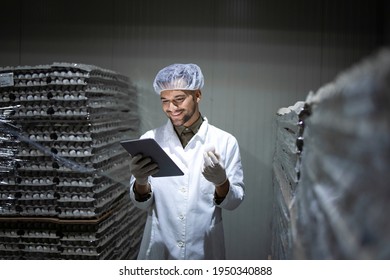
[{"x1": 175, "y1": 98, "x2": 185, "y2": 102}]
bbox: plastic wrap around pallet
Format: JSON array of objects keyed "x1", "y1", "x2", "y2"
[
  {"x1": 271, "y1": 101, "x2": 310, "y2": 260},
  {"x1": 295, "y1": 49, "x2": 390, "y2": 259},
  {"x1": 0, "y1": 63, "x2": 138, "y2": 219},
  {"x1": 0, "y1": 63, "x2": 145, "y2": 259},
  {"x1": 272, "y1": 48, "x2": 390, "y2": 260}
]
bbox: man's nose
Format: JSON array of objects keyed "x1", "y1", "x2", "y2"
[{"x1": 168, "y1": 101, "x2": 179, "y2": 110}]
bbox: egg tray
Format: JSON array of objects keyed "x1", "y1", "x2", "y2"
[
  {"x1": 0, "y1": 220, "x2": 60, "y2": 259},
  {"x1": 56, "y1": 184, "x2": 127, "y2": 219},
  {"x1": 4, "y1": 153, "x2": 130, "y2": 190},
  {"x1": 0, "y1": 194, "x2": 139, "y2": 259},
  {"x1": 0, "y1": 86, "x2": 136, "y2": 112},
  {"x1": 6, "y1": 140, "x2": 130, "y2": 173},
  {"x1": 0, "y1": 181, "x2": 128, "y2": 219},
  {"x1": 1, "y1": 114, "x2": 138, "y2": 148},
  {"x1": 0, "y1": 62, "x2": 131, "y2": 91},
  {"x1": 0, "y1": 94, "x2": 134, "y2": 124},
  {"x1": 0, "y1": 159, "x2": 18, "y2": 173},
  {"x1": 0, "y1": 173, "x2": 131, "y2": 219},
  {"x1": 0, "y1": 63, "x2": 141, "y2": 258},
  {"x1": 0, "y1": 153, "x2": 131, "y2": 218},
  {"x1": 59, "y1": 204, "x2": 137, "y2": 260}
]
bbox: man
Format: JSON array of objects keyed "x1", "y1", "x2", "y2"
[{"x1": 129, "y1": 63, "x2": 245, "y2": 260}]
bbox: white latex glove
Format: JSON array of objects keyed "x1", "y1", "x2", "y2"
[
  {"x1": 130, "y1": 154, "x2": 159, "y2": 185},
  {"x1": 202, "y1": 150, "x2": 227, "y2": 186}
]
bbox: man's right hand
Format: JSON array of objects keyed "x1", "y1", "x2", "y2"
[{"x1": 130, "y1": 154, "x2": 159, "y2": 185}]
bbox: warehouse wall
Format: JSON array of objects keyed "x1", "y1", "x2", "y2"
[{"x1": 0, "y1": 0, "x2": 387, "y2": 259}]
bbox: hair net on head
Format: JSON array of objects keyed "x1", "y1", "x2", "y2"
[{"x1": 153, "y1": 63, "x2": 204, "y2": 94}]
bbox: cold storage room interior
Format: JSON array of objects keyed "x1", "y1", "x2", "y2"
[{"x1": 0, "y1": 0, "x2": 389, "y2": 260}]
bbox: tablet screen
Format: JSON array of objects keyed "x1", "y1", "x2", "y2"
[{"x1": 120, "y1": 138, "x2": 184, "y2": 177}]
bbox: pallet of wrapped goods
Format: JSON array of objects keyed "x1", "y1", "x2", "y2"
[
  {"x1": 0, "y1": 63, "x2": 145, "y2": 259},
  {"x1": 274, "y1": 101, "x2": 308, "y2": 199},
  {"x1": 271, "y1": 101, "x2": 310, "y2": 259},
  {"x1": 295, "y1": 49, "x2": 390, "y2": 259},
  {"x1": 0, "y1": 195, "x2": 146, "y2": 260}
]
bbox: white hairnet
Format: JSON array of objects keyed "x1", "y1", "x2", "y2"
[{"x1": 153, "y1": 63, "x2": 204, "y2": 94}]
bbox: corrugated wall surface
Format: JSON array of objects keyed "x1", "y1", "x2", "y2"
[{"x1": 0, "y1": 0, "x2": 387, "y2": 259}]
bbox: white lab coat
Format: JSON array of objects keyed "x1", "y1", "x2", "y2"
[{"x1": 130, "y1": 117, "x2": 245, "y2": 260}]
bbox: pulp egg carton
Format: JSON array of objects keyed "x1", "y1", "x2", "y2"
[
  {"x1": 112, "y1": 210, "x2": 136, "y2": 259},
  {"x1": 14, "y1": 104, "x2": 89, "y2": 121},
  {"x1": 58, "y1": 197, "x2": 133, "y2": 260},
  {"x1": 0, "y1": 243, "x2": 20, "y2": 259},
  {"x1": 58, "y1": 210, "x2": 118, "y2": 259},
  {"x1": 56, "y1": 186, "x2": 128, "y2": 219},
  {"x1": 111, "y1": 198, "x2": 146, "y2": 259},
  {"x1": 59, "y1": 231, "x2": 117, "y2": 259},
  {"x1": 8, "y1": 67, "x2": 86, "y2": 92},
  {"x1": 0, "y1": 221, "x2": 60, "y2": 260},
  {"x1": 0, "y1": 155, "x2": 19, "y2": 174},
  {"x1": 0, "y1": 179, "x2": 58, "y2": 217},
  {"x1": 0, "y1": 63, "x2": 144, "y2": 259},
  {"x1": 1, "y1": 63, "x2": 136, "y2": 125},
  {"x1": 0, "y1": 105, "x2": 20, "y2": 175},
  {"x1": 18, "y1": 229, "x2": 60, "y2": 259},
  {"x1": 0, "y1": 191, "x2": 139, "y2": 259}
]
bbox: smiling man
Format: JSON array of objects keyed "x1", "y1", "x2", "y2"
[
  {"x1": 129, "y1": 63, "x2": 245, "y2": 260},
  {"x1": 161, "y1": 89, "x2": 200, "y2": 126}
]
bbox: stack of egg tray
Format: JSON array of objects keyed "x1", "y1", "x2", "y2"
[
  {"x1": 0, "y1": 196, "x2": 146, "y2": 259},
  {"x1": 0, "y1": 63, "x2": 145, "y2": 259}
]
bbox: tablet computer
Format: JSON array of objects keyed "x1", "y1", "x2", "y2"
[{"x1": 120, "y1": 138, "x2": 184, "y2": 177}]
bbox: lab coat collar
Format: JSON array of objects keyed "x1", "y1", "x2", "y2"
[
  {"x1": 164, "y1": 116, "x2": 209, "y2": 149},
  {"x1": 165, "y1": 116, "x2": 209, "y2": 144}
]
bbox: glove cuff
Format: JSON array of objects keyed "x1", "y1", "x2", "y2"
[
  {"x1": 215, "y1": 177, "x2": 228, "y2": 187},
  {"x1": 136, "y1": 177, "x2": 148, "y2": 186}
]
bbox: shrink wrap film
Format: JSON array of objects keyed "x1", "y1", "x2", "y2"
[{"x1": 0, "y1": 63, "x2": 145, "y2": 259}]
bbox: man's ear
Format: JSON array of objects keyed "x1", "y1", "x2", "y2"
[{"x1": 196, "y1": 90, "x2": 202, "y2": 102}]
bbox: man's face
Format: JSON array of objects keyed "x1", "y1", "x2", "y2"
[{"x1": 160, "y1": 89, "x2": 201, "y2": 127}]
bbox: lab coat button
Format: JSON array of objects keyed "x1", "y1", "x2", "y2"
[
  {"x1": 179, "y1": 214, "x2": 184, "y2": 220},
  {"x1": 177, "y1": 241, "x2": 185, "y2": 248}
]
